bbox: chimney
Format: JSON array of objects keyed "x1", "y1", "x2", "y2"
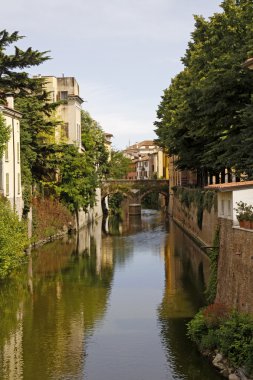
[{"x1": 6, "y1": 95, "x2": 14, "y2": 109}]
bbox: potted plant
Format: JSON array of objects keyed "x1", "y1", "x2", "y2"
[{"x1": 235, "y1": 201, "x2": 253, "y2": 229}]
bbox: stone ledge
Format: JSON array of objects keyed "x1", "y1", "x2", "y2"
[{"x1": 233, "y1": 226, "x2": 253, "y2": 233}]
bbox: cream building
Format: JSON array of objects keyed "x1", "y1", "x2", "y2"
[
  {"x1": 104, "y1": 132, "x2": 113, "y2": 161},
  {"x1": 38, "y1": 76, "x2": 84, "y2": 151},
  {"x1": 0, "y1": 96, "x2": 23, "y2": 219},
  {"x1": 123, "y1": 140, "x2": 169, "y2": 180}
]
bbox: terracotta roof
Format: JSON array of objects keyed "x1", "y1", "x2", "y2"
[
  {"x1": 205, "y1": 181, "x2": 253, "y2": 192},
  {"x1": 126, "y1": 140, "x2": 155, "y2": 150},
  {"x1": 242, "y1": 58, "x2": 253, "y2": 69}
]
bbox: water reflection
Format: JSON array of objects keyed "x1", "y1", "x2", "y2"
[
  {"x1": 158, "y1": 222, "x2": 223, "y2": 380},
  {"x1": 0, "y1": 213, "x2": 223, "y2": 380},
  {"x1": 0, "y1": 219, "x2": 115, "y2": 380}
]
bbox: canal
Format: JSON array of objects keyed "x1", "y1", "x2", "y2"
[{"x1": 0, "y1": 211, "x2": 223, "y2": 380}]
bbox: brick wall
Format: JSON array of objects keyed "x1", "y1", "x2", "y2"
[
  {"x1": 216, "y1": 218, "x2": 253, "y2": 314},
  {"x1": 172, "y1": 194, "x2": 218, "y2": 247}
]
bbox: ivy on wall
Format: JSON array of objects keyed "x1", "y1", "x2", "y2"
[
  {"x1": 172, "y1": 186, "x2": 217, "y2": 229},
  {"x1": 205, "y1": 226, "x2": 220, "y2": 304}
]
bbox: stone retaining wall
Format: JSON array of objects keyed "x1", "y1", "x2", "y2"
[
  {"x1": 172, "y1": 193, "x2": 218, "y2": 247},
  {"x1": 216, "y1": 218, "x2": 253, "y2": 314}
]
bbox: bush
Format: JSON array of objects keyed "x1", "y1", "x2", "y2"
[
  {"x1": 187, "y1": 304, "x2": 253, "y2": 376},
  {"x1": 187, "y1": 310, "x2": 208, "y2": 345},
  {"x1": 219, "y1": 312, "x2": 253, "y2": 371},
  {"x1": 0, "y1": 197, "x2": 28, "y2": 279},
  {"x1": 32, "y1": 196, "x2": 74, "y2": 242},
  {"x1": 203, "y1": 303, "x2": 230, "y2": 328}
]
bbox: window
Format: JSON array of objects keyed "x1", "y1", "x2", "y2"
[
  {"x1": 17, "y1": 142, "x2": 20, "y2": 164},
  {"x1": 18, "y1": 173, "x2": 21, "y2": 194},
  {"x1": 6, "y1": 173, "x2": 9, "y2": 196},
  {"x1": 62, "y1": 123, "x2": 69, "y2": 138},
  {"x1": 221, "y1": 200, "x2": 225, "y2": 215},
  {"x1": 60, "y1": 91, "x2": 68, "y2": 100},
  {"x1": 5, "y1": 144, "x2": 9, "y2": 162},
  {"x1": 228, "y1": 200, "x2": 231, "y2": 216},
  {"x1": 77, "y1": 123, "x2": 81, "y2": 141}
]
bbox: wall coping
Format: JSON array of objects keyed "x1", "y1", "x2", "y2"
[{"x1": 233, "y1": 226, "x2": 253, "y2": 233}]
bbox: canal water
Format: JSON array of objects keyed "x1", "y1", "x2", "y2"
[{"x1": 0, "y1": 211, "x2": 223, "y2": 380}]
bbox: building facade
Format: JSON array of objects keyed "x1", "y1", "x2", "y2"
[
  {"x1": 0, "y1": 97, "x2": 23, "y2": 218},
  {"x1": 39, "y1": 76, "x2": 84, "y2": 151},
  {"x1": 123, "y1": 140, "x2": 169, "y2": 180}
]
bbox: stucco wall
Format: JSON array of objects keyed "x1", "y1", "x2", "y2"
[
  {"x1": 78, "y1": 188, "x2": 103, "y2": 229},
  {"x1": 216, "y1": 218, "x2": 253, "y2": 314},
  {"x1": 172, "y1": 194, "x2": 218, "y2": 247},
  {"x1": 0, "y1": 108, "x2": 23, "y2": 219}
]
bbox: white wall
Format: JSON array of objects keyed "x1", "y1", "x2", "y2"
[
  {"x1": 233, "y1": 188, "x2": 253, "y2": 225},
  {"x1": 0, "y1": 108, "x2": 23, "y2": 219},
  {"x1": 218, "y1": 192, "x2": 233, "y2": 220}
]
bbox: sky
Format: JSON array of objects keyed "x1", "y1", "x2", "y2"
[{"x1": 1, "y1": 0, "x2": 222, "y2": 149}]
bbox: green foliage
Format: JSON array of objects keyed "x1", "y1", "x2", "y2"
[
  {"x1": 0, "y1": 113, "x2": 10, "y2": 158},
  {"x1": 43, "y1": 144, "x2": 98, "y2": 212},
  {"x1": 219, "y1": 312, "x2": 253, "y2": 371},
  {"x1": 205, "y1": 227, "x2": 220, "y2": 304},
  {"x1": 187, "y1": 310, "x2": 208, "y2": 344},
  {"x1": 108, "y1": 192, "x2": 125, "y2": 216},
  {"x1": 108, "y1": 150, "x2": 132, "y2": 179},
  {"x1": 81, "y1": 110, "x2": 109, "y2": 178},
  {"x1": 38, "y1": 110, "x2": 111, "y2": 213},
  {"x1": 0, "y1": 197, "x2": 28, "y2": 279},
  {"x1": 0, "y1": 29, "x2": 49, "y2": 100},
  {"x1": 188, "y1": 305, "x2": 253, "y2": 376},
  {"x1": 235, "y1": 201, "x2": 253, "y2": 221},
  {"x1": 32, "y1": 196, "x2": 74, "y2": 242},
  {"x1": 155, "y1": 1, "x2": 253, "y2": 179},
  {"x1": 173, "y1": 187, "x2": 217, "y2": 229},
  {"x1": 15, "y1": 83, "x2": 60, "y2": 214},
  {"x1": 141, "y1": 192, "x2": 161, "y2": 210}
]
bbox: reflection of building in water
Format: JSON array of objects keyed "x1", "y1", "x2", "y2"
[
  {"x1": 101, "y1": 236, "x2": 114, "y2": 269},
  {"x1": 78, "y1": 224, "x2": 91, "y2": 255},
  {"x1": 157, "y1": 220, "x2": 222, "y2": 380},
  {"x1": 159, "y1": 222, "x2": 210, "y2": 319},
  {"x1": 2, "y1": 307, "x2": 23, "y2": 380},
  {"x1": 78, "y1": 218, "x2": 113, "y2": 274},
  {"x1": 160, "y1": 223, "x2": 196, "y2": 318},
  {"x1": 0, "y1": 227, "x2": 114, "y2": 380}
]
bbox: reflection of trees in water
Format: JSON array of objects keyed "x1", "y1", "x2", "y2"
[
  {"x1": 157, "y1": 221, "x2": 223, "y2": 380},
  {"x1": 0, "y1": 222, "x2": 115, "y2": 380}
]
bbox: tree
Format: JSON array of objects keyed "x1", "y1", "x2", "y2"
[
  {"x1": 0, "y1": 197, "x2": 28, "y2": 279},
  {"x1": 0, "y1": 30, "x2": 49, "y2": 101},
  {"x1": 108, "y1": 150, "x2": 132, "y2": 179},
  {"x1": 0, "y1": 113, "x2": 10, "y2": 158},
  {"x1": 81, "y1": 110, "x2": 109, "y2": 178},
  {"x1": 155, "y1": 0, "x2": 253, "y2": 182},
  {"x1": 15, "y1": 83, "x2": 60, "y2": 214}
]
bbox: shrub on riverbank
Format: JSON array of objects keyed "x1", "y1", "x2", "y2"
[
  {"x1": 0, "y1": 197, "x2": 28, "y2": 279},
  {"x1": 187, "y1": 303, "x2": 253, "y2": 377},
  {"x1": 32, "y1": 196, "x2": 74, "y2": 242}
]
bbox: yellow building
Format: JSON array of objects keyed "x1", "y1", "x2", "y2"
[{"x1": 37, "y1": 76, "x2": 84, "y2": 151}]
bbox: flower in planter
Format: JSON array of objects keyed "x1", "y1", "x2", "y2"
[{"x1": 235, "y1": 201, "x2": 253, "y2": 229}]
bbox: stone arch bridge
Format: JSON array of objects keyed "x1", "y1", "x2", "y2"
[{"x1": 101, "y1": 179, "x2": 170, "y2": 214}]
